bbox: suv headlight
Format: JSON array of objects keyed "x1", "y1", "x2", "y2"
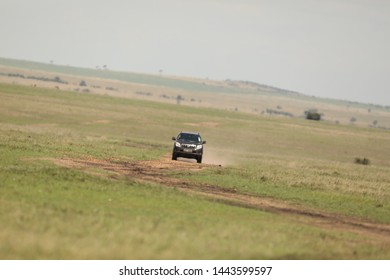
[
  {"x1": 175, "y1": 142, "x2": 181, "y2": 147},
  {"x1": 195, "y1": 144, "x2": 203, "y2": 150}
]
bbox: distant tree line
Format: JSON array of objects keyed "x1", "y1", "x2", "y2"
[
  {"x1": 265, "y1": 108, "x2": 294, "y2": 117},
  {"x1": 0, "y1": 72, "x2": 68, "y2": 84}
]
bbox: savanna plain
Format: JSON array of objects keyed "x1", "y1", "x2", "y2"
[{"x1": 1, "y1": 79, "x2": 390, "y2": 259}]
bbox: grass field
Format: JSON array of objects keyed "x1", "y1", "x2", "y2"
[{"x1": 1, "y1": 82, "x2": 390, "y2": 259}]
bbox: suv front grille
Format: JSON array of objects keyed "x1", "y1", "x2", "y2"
[{"x1": 182, "y1": 144, "x2": 196, "y2": 149}]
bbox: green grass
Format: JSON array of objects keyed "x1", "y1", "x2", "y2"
[{"x1": 1, "y1": 83, "x2": 389, "y2": 259}]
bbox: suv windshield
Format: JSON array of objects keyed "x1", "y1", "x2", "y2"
[{"x1": 177, "y1": 133, "x2": 202, "y2": 143}]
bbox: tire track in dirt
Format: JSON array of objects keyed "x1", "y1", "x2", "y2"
[{"x1": 51, "y1": 156, "x2": 390, "y2": 242}]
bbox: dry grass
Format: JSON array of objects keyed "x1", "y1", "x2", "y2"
[{"x1": 1, "y1": 62, "x2": 390, "y2": 128}]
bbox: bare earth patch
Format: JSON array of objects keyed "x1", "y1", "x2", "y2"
[{"x1": 48, "y1": 155, "x2": 390, "y2": 243}]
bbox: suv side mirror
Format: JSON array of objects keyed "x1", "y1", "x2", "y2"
[
  {"x1": 202, "y1": 140, "x2": 207, "y2": 144},
  {"x1": 172, "y1": 137, "x2": 176, "y2": 141}
]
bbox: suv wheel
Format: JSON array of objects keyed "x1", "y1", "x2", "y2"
[
  {"x1": 172, "y1": 153, "x2": 177, "y2": 160},
  {"x1": 197, "y1": 156, "x2": 202, "y2": 164}
]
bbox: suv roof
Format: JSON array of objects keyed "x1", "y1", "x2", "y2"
[{"x1": 179, "y1": 131, "x2": 200, "y2": 135}]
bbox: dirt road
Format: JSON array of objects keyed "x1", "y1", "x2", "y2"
[{"x1": 51, "y1": 155, "x2": 390, "y2": 242}]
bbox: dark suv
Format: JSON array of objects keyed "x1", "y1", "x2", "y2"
[{"x1": 172, "y1": 132, "x2": 206, "y2": 163}]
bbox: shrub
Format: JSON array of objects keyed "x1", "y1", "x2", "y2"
[
  {"x1": 354, "y1": 157, "x2": 370, "y2": 165},
  {"x1": 304, "y1": 109, "x2": 322, "y2": 121}
]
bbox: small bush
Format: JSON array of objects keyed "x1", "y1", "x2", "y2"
[
  {"x1": 304, "y1": 109, "x2": 322, "y2": 121},
  {"x1": 354, "y1": 157, "x2": 370, "y2": 165}
]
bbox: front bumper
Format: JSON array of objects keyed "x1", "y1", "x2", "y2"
[{"x1": 173, "y1": 147, "x2": 203, "y2": 158}]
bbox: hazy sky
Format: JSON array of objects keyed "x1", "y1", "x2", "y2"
[{"x1": 1, "y1": 0, "x2": 390, "y2": 105}]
